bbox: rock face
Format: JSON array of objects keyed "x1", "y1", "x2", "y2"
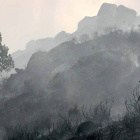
[
  {"x1": 115, "y1": 5, "x2": 137, "y2": 29},
  {"x1": 97, "y1": 3, "x2": 117, "y2": 28},
  {"x1": 78, "y1": 16, "x2": 97, "y2": 30},
  {"x1": 26, "y1": 38, "x2": 54, "y2": 51},
  {"x1": 97, "y1": 3, "x2": 117, "y2": 17},
  {"x1": 73, "y1": 3, "x2": 139, "y2": 38},
  {"x1": 11, "y1": 32, "x2": 70, "y2": 72},
  {"x1": 97, "y1": 3, "x2": 137, "y2": 30},
  {"x1": 26, "y1": 41, "x2": 93, "y2": 73},
  {"x1": 54, "y1": 31, "x2": 70, "y2": 45},
  {"x1": 7, "y1": 41, "x2": 93, "y2": 92}
]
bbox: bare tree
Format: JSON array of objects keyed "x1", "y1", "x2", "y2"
[
  {"x1": 81, "y1": 99, "x2": 114, "y2": 125},
  {"x1": 70, "y1": 37, "x2": 78, "y2": 44},
  {"x1": 125, "y1": 84, "x2": 140, "y2": 116}
]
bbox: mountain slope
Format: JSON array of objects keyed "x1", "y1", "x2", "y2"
[
  {"x1": 1, "y1": 3, "x2": 140, "y2": 130},
  {"x1": 11, "y1": 3, "x2": 140, "y2": 72}
]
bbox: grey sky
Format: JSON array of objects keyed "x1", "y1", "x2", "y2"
[{"x1": 0, "y1": 0, "x2": 140, "y2": 53}]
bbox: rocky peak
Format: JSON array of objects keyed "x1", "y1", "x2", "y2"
[
  {"x1": 115, "y1": 5, "x2": 137, "y2": 28},
  {"x1": 54, "y1": 31, "x2": 70, "y2": 45},
  {"x1": 26, "y1": 40, "x2": 36, "y2": 50},
  {"x1": 97, "y1": 3, "x2": 117, "y2": 17},
  {"x1": 117, "y1": 5, "x2": 137, "y2": 16}
]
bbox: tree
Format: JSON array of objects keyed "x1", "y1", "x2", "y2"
[
  {"x1": 70, "y1": 37, "x2": 78, "y2": 44},
  {"x1": 0, "y1": 33, "x2": 14, "y2": 73}
]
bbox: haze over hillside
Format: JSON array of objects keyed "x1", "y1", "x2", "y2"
[
  {"x1": 3, "y1": 3, "x2": 140, "y2": 110},
  {"x1": 1, "y1": 2, "x2": 140, "y2": 140}
]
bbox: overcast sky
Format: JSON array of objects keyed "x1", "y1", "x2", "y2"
[{"x1": 0, "y1": 0, "x2": 140, "y2": 53}]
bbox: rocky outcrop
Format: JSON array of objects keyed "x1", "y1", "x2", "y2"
[
  {"x1": 7, "y1": 41, "x2": 93, "y2": 92},
  {"x1": 74, "y1": 3, "x2": 140, "y2": 39},
  {"x1": 96, "y1": 3, "x2": 117, "y2": 28},
  {"x1": 97, "y1": 3, "x2": 117, "y2": 17},
  {"x1": 97, "y1": 3, "x2": 137, "y2": 30},
  {"x1": 11, "y1": 3, "x2": 140, "y2": 71},
  {"x1": 54, "y1": 31, "x2": 70, "y2": 45},
  {"x1": 47, "y1": 31, "x2": 140, "y2": 108},
  {"x1": 115, "y1": 5, "x2": 137, "y2": 29},
  {"x1": 78, "y1": 16, "x2": 97, "y2": 30},
  {"x1": 15, "y1": 68, "x2": 24, "y2": 74},
  {"x1": 26, "y1": 41, "x2": 93, "y2": 75},
  {"x1": 11, "y1": 32, "x2": 70, "y2": 72}
]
